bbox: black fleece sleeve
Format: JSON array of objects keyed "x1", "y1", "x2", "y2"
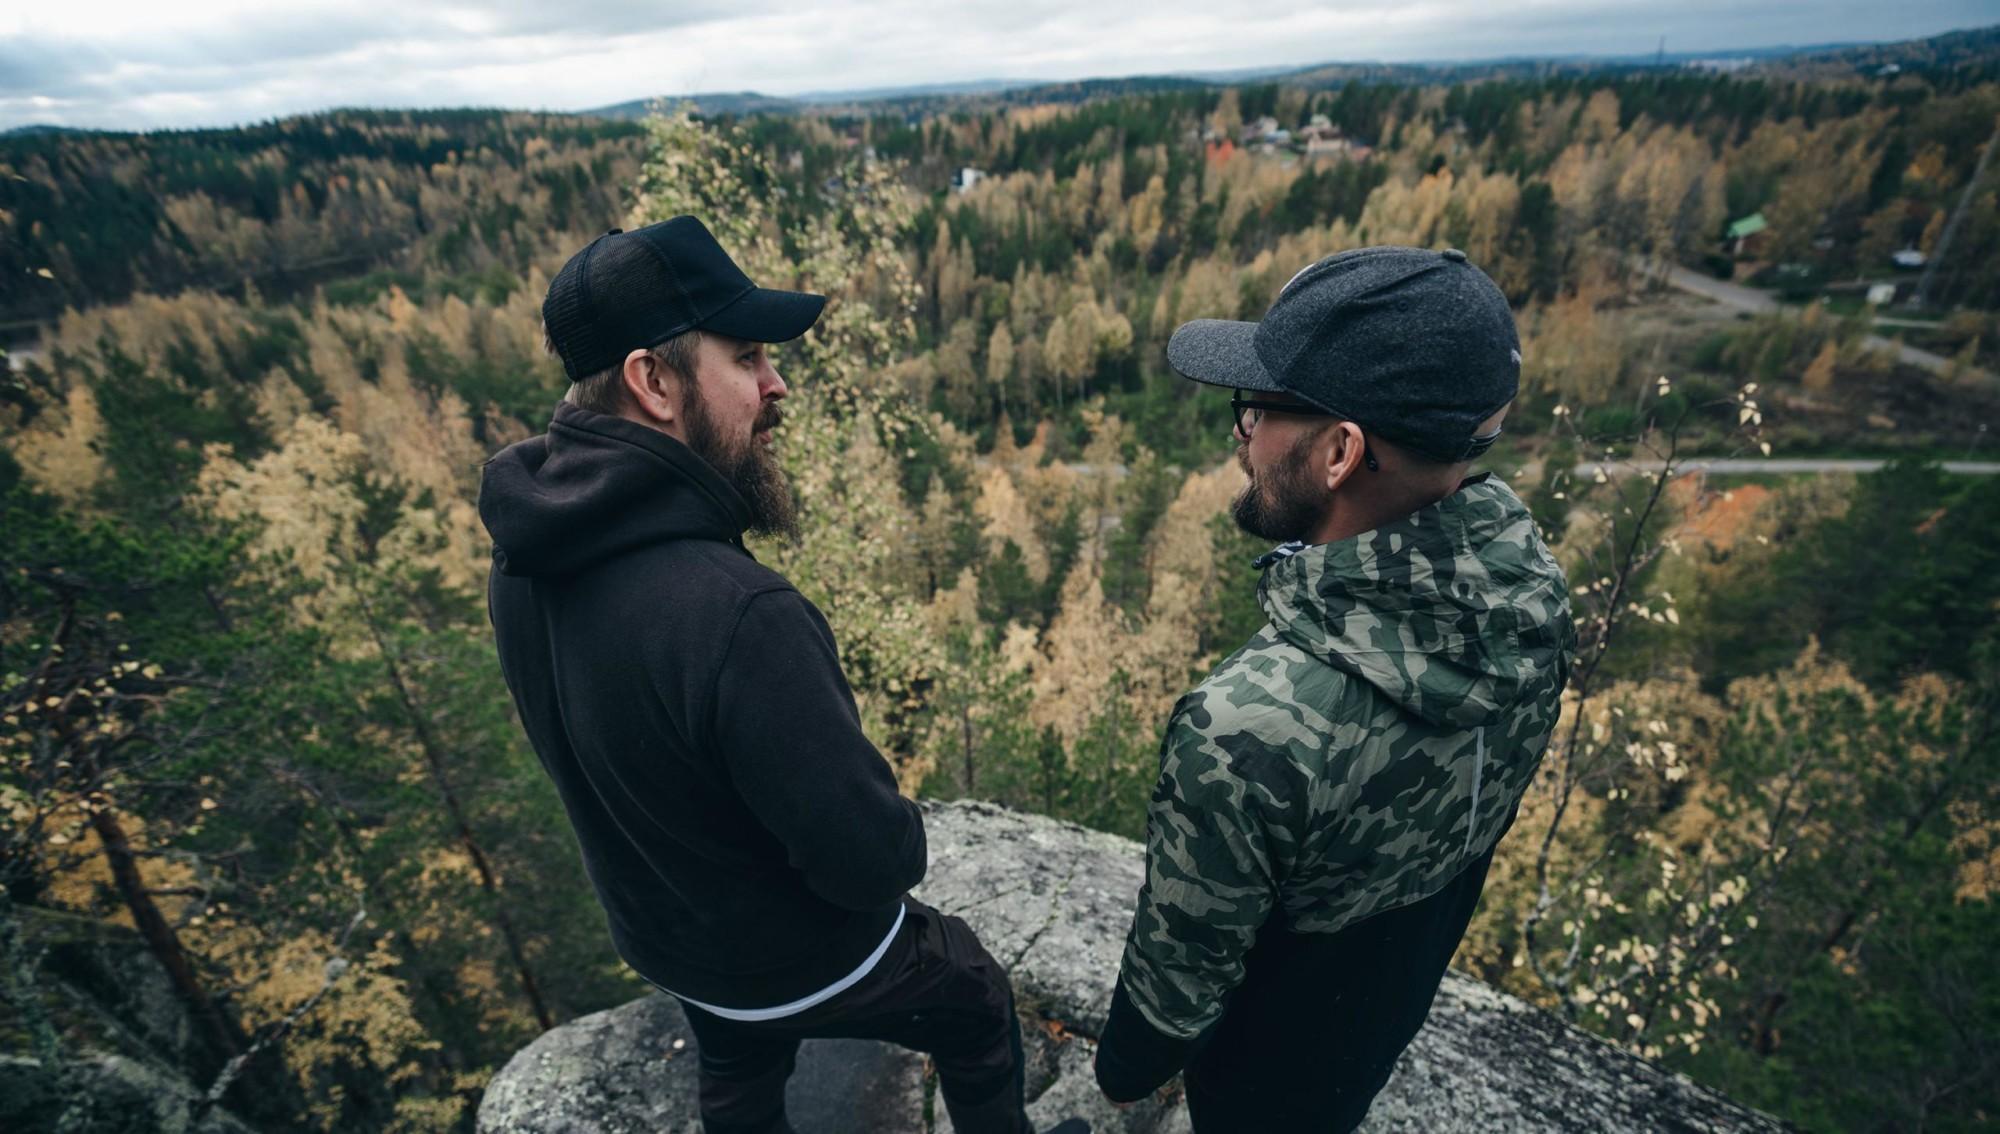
[
  {"x1": 1095, "y1": 976, "x2": 1212, "y2": 1103},
  {"x1": 710, "y1": 588, "x2": 927, "y2": 911}
]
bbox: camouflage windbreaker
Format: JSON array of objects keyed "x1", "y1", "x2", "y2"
[{"x1": 1116, "y1": 472, "x2": 1574, "y2": 1041}]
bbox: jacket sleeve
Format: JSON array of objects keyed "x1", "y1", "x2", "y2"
[
  {"x1": 1096, "y1": 693, "x2": 1280, "y2": 1101},
  {"x1": 709, "y1": 587, "x2": 926, "y2": 911}
]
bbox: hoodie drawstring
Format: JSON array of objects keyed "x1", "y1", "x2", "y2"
[{"x1": 1464, "y1": 727, "x2": 1485, "y2": 858}]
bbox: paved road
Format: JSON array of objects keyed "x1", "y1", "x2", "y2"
[
  {"x1": 1652, "y1": 265, "x2": 1780, "y2": 314},
  {"x1": 1575, "y1": 457, "x2": 2000, "y2": 477},
  {"x1": 1650, "y1": 263, "x2": 1981, "y2": 382}
]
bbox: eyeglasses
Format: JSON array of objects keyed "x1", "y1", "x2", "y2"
[
  {"x1": 1460, "y1": 428, "x2": 1504, "y2": 459},
  {"x1": 1231, "y1": 391, "x2": 1505, "y2": 466},
  {"x1": 1231, "y1": 391, "x2": 1378, "y2": 472}
]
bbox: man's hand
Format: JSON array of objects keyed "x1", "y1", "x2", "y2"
[{"x1": 1091, "y1": 1046, "x2": 1140, "y2": 1109}]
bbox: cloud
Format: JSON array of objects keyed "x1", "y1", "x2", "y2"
[
  {"x1": 0, "y1": 0, "x2": 1992, "y2": 131},
  {"x1": 0, "y1": 3, "x2": 745, "y2": 99}
]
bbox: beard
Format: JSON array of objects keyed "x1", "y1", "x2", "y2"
[
  {"x1": 682, "y1": 386, "x2": 801, "y2": 542},
  {"x1": 1231, "y1": 430, "x2": 1330, "y2": 542}
]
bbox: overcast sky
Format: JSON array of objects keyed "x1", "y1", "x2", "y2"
[{"x1": 3, "y1": 1, "x2": 1993, "y2": 132}]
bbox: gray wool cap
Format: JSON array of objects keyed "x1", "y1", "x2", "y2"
[{"x1": 1167, "y1": 245, "x2": 1520, "y2": 463}]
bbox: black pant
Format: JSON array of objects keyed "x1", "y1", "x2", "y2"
[
  {"x1": 676, "y1": 899, "x2": 1030, "y2": 1134},
  {"x1": 1181, "y1": 848, "x2": 1498, "y2": 1134}
]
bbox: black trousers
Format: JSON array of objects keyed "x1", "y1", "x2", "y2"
[
  {"x1": 675, "y1": 899, "x2": 1030, "y2": 1134},
  {"x1": 1181, "y1": 848, "x2": 1498, "y2": 1134}
]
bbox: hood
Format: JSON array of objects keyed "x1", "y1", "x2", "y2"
[
  {"x1": 478, "y1": 400, "x2": 751, "y2": 577},
  {"x1": 1258, "y1": 473, "x2": 1572, "y2": 729}
]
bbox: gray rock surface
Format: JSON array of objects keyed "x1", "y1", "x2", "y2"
[
  {"x1": 480, "y1": 801, "x2": 1784, "y2": 1133},
  {"x1": 0, "y1": 1053, "x2": 257, "y2": 1134}
]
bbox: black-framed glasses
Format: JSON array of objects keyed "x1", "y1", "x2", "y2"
[
  {"x1": 1231, "y1": 391, "x2": 1379, "y2": 472},
  {"x1": 1461, "y1": 427, "x2": 1504, "y2": 459}
]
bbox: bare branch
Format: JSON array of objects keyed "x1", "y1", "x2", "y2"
[{"x1": 189, "y1": 904, "x2": 369, "y2": 1122}]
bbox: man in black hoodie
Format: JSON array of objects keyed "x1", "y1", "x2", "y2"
[{"x1": 479, "y1": 218, "x2": 1077, "y2": 1134}]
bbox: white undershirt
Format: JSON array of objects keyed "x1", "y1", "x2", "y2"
[{"x1": 651, "y1": 904, "x2": 907, "y2": 1022}]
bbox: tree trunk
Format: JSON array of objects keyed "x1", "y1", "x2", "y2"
[
  {"x1": 961, "y1": 705, "x2": 976, "y2": 794},
  {"x1": 373, "y1": 632, "x2": 555, "y2": 1032},
  {"x1": 31, "y1": 591, "x2": 243, "y2": 1069},
  {"x1": 1749, "y1": 753, "x2": 1980, "y2": 1054},
  {"x1": 89, "y1": 807, "x2": 244, "y2": 1065}
]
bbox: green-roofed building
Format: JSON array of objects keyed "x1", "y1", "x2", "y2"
[{"x1": 1728, "y1": 212, "x2": 1771, "y2": 257}]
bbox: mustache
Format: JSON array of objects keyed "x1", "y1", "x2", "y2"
[{"x1": 756, "y1": 402, "x2": 784, "y2": 432}]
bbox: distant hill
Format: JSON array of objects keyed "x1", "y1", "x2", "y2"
[
  {"x1": 0, "y1": 108, "x2": 645, "y2": 327},
  {"x1": 814, "y1": 74, "x2": 1213, "y2": 117},
  {"x1": 578, "y1": 76, "x2": 1209, "y2": 119},
  {"x1": 584, "y1": 91, "x2": 808, "y2": 119},
  {"x1": 0, "y1": 124, "x2": 98, "y2": 138},
  {"x1": 576, "y1": 25, "x2": 1999, "y2": 121},
  {"x1": 1766, "y1": 24, "x2": 2000, "y2": 81},
  {"x1": 1266, "y1": 41, "x2": 1886, "y2": 88},
  {"x1": 584, "y1": 74, "x2": 1215, "y2": 121},
  {"x1": 792, "y1": 78, "x2": 1041, "y2": 103}
]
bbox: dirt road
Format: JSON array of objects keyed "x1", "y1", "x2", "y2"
[{"x1": 1650, "y1": 263, "x2": 1982, "y2": 382}]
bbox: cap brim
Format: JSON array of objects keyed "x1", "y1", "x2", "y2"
[
  {"x1": 1165, "y1": 319, "x2": 1284, "y2": 391},
  {"x1": 699, "y1": 287, "x2": 828, "y2": 343}
]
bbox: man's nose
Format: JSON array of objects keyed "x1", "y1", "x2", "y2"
[{"x1": 762, "y1": 361, "x2": 788, "y2": 400}]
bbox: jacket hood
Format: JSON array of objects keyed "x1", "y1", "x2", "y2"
[
  {"x1": 478, "y1": 400, "x2": 750, "y2": 577},
  {"x1": 1258, "y1": 473, "x2": 1572, "y2": 729}
]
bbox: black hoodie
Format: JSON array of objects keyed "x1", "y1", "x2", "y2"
[{"x1": 478, "y1": 400, "x2": 925, "y2": 1010}]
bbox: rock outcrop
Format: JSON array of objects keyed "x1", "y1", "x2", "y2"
[
  {"x1": 2, "y1": 906, "x2": 259, "y2": 1134},
  {"x1": 479, "y1": 801, "x2": 1783, "y2": 1133},
  {"x1": 0, "y1": 1054, "x2": 256, "y2": 1134}
]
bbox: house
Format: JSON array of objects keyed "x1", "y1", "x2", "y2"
[
  {"x1": 1891, "y1": 248, "x2": 1926, "y2": 270},
  {"x1": 1204, "y1": 137, "x2": 1237, "y2": 165},
  {"x1": 1304, "y1": 136, "x2": 1350, "y2": 157},
  {"x1": 1244, "y1": 115, "x2": 1280, "y2": 140},
  {"x1": 1726, "y1": 212, "x2": 1771, "y2": 258},
  {"x1": 1296, "y1": 115, "x2": 1344, "y2": 150},
  {"x1": 952, "y1": 167, "x2": 985, "y2": 194},
  {"x1": 1866, "y1": 282, "x2": 1899, "y2": 305},
  {"x1": 1296, "y1": 114, "x2": 1340, "y2": 139}
]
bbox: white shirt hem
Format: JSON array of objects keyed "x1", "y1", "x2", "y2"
[{"x1": 651, "y1": 903, "x2": 907, "y2": 1023}]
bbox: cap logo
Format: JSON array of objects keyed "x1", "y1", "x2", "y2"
[{"x1": 1510, "y1": 348, "x2": 1523, "y2": 366}]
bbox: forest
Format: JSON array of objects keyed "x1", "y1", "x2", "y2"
[{"x1": 3, "y1": 26, "x2": 1999, "y2": 1133}]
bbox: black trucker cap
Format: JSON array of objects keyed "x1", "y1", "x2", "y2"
[
  {"x1": 1166, "y1": 246, "x2": 1520, "y2": 463},
  {"x1": 542, "y1": 215, "x2": 828, "y2": 381}
]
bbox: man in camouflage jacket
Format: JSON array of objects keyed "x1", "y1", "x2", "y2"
[{"x1": 1094, "y1": 247, "x2": 1575, "y2": 1132}]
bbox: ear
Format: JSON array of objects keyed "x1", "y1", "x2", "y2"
[
  {"x1": 1322, "y1": 420, "x2": 1368, "y2": 491},
  {"x1": 620, "y1": 348, "x2": 680, "y2": 428}
]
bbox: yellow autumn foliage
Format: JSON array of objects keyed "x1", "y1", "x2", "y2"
[
  {"x1": 974, "y1": 465, "x2": 1050, "y2": 582},
  {"x1": 7, "y1": 383, "x2": 109, "y2": 507}
]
